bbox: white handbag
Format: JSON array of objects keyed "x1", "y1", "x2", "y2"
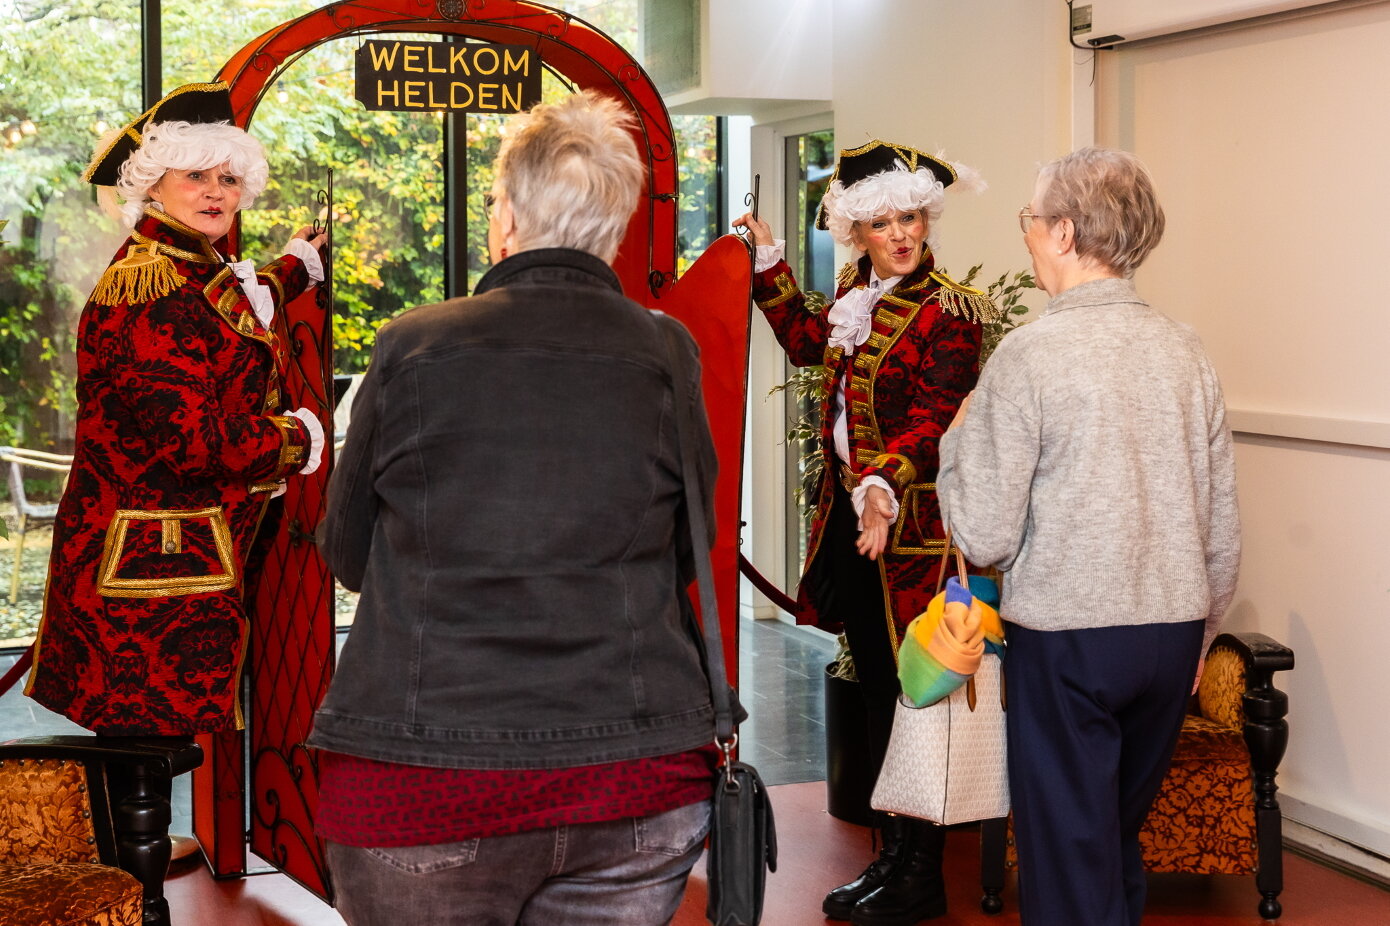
[{"x1": 870, "y1": 652, "x2": 1009, "y2": 825}]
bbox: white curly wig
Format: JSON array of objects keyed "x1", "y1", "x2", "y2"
[
  {"x1": 822, "y1": 159, "x2": 986, "y2": 258},
  {"x1": 100, "y1": 120, "x2": 269, "y2": 228}
]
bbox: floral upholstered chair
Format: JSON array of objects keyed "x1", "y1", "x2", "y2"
[
  {"x1": 980, "y1": 632, "x2": 1295, "y2": 920},
  {"x1": 0, "y1": 737, "x2": 203, "y2": 926}
]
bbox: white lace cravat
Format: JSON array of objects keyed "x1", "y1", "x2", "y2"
[
  {"x1": 226, "y1": 259, "x2": 274, "y2": 330},
  {"x1": 826, "y1": 270, "x2": 902, "y2": 355},
  {"x1": 226, "y1": 237, "x2": 324, "y2": 332}
]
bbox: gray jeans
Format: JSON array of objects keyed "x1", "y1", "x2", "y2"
[{"x1": 326, "y1": 799, "x2": 711, "y2": 926}]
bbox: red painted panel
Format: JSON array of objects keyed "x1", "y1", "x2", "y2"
[
  {"x1": 649, "y1": 235, "x2": 754, "y2": 686},
  {"x1": 245, "y1": 282, "x2": 336, "y2": 898}
]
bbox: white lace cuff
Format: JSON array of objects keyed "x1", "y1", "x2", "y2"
[
  {"x1": 286, "y1": 237, "x2": 325, "y2": 284},
  {"x1": 754, "y1": 240, "x2": 786, "y2": 273},
  {"x1": 288, "y1": 408, "x2": 325, "y2": 475}
]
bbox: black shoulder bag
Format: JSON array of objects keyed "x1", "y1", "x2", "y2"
[{"x1": 658, "y1": 316, "x2": 778, "y2": 926}]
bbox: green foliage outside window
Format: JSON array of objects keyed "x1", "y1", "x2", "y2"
[{"x1": 0, "y1": 0, "x2": 719, "y2": 452}]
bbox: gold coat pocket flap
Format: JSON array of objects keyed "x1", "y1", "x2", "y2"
[
  {"x1": 890, "y1": 483, "x2": 948, "y2": 556},
  {"x1": 96, "y1": 506, "x2": 238, "y2": 598}
]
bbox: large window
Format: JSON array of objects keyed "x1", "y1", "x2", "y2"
[
  {"x1": 781, "y1": 129, "x2": 834, "y2": 575},
  {"x1": 0, "y1": 0, "x2": 721, "y2": 639}
]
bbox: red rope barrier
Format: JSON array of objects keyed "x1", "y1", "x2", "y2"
[
  {"x1": 737, "y1": 553, "x2": 798, "y2": 615},
  {"x1": 0, "y1": 645, "x2": 33, "y2": 698}
]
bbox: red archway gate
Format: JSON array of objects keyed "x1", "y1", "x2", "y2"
[{"x1": 202, "y1": 0, "x2": 752, "y2": 901}]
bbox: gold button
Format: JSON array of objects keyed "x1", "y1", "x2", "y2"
[{"x1": 165, "y1": 541, "x2": 177, "y2": 553}]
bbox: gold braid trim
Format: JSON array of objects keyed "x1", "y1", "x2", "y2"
[
  {"x1": 90, "y1": 243, "x2": 187, "y2": 307},
  {"x1": 836, "y1": 260, "x2": 860, "y2": 290},
  {"x1": 930, "y1": 270, "x2": 1001, "y2": 324},
  {"x1": 869, "y1": 452, "x2": 918, "y2": 489},
  {"x1": 756, "y1": 272, "x2": 800, "y2": 309},
  {"x1": 270, "y1": 415, "x2": 308, "y2": 470}
]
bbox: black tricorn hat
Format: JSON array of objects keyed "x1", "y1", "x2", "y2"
[
  {"x1": 83, "y1": 82, "x2": 236, "y2": 187},
  {"x1": 816, "y1": 140, "x2": 957, "y2": 230}
]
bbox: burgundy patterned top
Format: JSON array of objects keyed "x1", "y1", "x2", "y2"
[{"x1": 315, "y1": 747, "x2": 719, "y2": 846}]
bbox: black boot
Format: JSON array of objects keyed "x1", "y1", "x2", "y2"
[
  {"x1": 822, "y1": 814, "x2": 912, "y2": 920},
  {"x1": 849, "y1": 819, "x2": 947, "y2": 925}
]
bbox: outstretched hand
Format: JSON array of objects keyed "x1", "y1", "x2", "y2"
[{"x1": 855, "y1": 485, "x2": 894, "y2": 561}]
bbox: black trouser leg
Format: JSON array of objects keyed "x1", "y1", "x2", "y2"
[
  {"x1": 813, "y1": 479, "x2": 901, "y2": 781},
  {"x1": 814, "y1": 479, "x2": 909, "y2": 920}
]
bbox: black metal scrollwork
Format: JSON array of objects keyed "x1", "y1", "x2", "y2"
[
  {"x1": 250, "y1": 50, "x2": 284, "y2": 73},
  {"x1": 734, "y1": 174, "x2": 761, "y2": 237},
  {"x1": 544, "y1": 11, "x2": 573, "y2": 38},
  {"x1": 648, "y1": 269, "x2": 672, "y2": 298},
  {"x1": 327, "y1": 2, "x2": 359, "y2": 31}
]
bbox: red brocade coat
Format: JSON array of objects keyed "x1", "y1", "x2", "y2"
[
  {"x1": 754, "y1": 249, "x2": 986, "y2": 651},
  {"x1": 27, "y1": 210, "x2": 314, "y2": 735}
]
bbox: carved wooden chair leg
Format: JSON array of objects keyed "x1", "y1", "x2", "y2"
[
  {"x1": 1244, "y1": 657, "x2": 1291, "y2": 920},
  {"x1": 114, "y1": 757, "x2": 176, "y2": 926}
]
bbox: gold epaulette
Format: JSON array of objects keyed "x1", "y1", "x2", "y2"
[
  {"x1": 929, "y1": 270, "x2": 1001, "y2": 324},
  {"x1": 836, "y1": 260, "x2": 860, "y2": 290},
  {"x1": 90, "y1": 243, "x2": 187, "y2": 307}
]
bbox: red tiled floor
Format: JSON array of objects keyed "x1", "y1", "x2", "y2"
[
  {"x1": 675, "y1": 782, "x2": 1390, "y2": 926},
  {"x1": 165, "y1": 781, "x2": 1390, "y2": 925}
]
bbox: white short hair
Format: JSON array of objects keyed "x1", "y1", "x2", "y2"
[
  {"x1": 113, "y1": 121, "x2": 268, "y2": 227},
  {"x1": 823, "y1": 160, "x2": 985, "y2": 258},
  {"x1": 494, "y1": 90, "x2": 643, "y2": 264}
]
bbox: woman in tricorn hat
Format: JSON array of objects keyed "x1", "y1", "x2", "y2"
[
  {"x1": 27, "y1": 81, "x2": 326, "y2": 736},
  {"x1": 735, "y1": 141, "x2": 995, "y2": 926}
]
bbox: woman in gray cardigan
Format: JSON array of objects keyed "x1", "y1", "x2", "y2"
[{"x1": 936, "y1": 147, "x2": 1240, "y2": 926}]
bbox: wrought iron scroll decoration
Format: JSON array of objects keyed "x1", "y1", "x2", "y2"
[
  {"x1": 285, "y1": 172, "x2": 334, "y2": 414},
  {"x1": 252, "y1": 745, "x2": 331, "y2": 892},
  {"x1": 733, "y1": 174, "x2": 761, "y2": 238}
]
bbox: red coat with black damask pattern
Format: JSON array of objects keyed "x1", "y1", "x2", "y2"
[
  {"x1": 754, "y1": 248, "x2": 990, "y2": 651},
  {"x1": 27, "y1": 209, "x2": 313, "y2": 735}
]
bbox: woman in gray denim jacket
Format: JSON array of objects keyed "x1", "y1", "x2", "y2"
[{"x1": 308, "y1": 91, "x2": 723, "y2": 926}]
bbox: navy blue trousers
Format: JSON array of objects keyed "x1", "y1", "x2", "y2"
[{"x1": 1004, "y1": 620, "x2": 1205, "y2": 926}]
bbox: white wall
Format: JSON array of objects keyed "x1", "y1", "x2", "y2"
[
  {"x1": 1093, "y1": 1, "x2": 1390, "y2": 857},
  {"x1": 666, "y1": 0, "x2": 833, "y2": 118},
  {"x1": 829, "y1": 0, "x2": 1073, "y2": 293}
]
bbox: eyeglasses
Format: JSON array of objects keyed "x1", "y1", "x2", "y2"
[{"x1": 1018, "y1": 206, "x2": 1051, "y2": 233}]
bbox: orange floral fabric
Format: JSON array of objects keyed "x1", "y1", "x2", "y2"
[
  {"x1": 0, "y1": 862, "x2": 142, "y2": 926},
  {"x1": 0, "y1": 760, "x2": 100, "y2": 866},
  {"x1": 1198, "y1": 643, "x2": 1246, "y2": 730}
]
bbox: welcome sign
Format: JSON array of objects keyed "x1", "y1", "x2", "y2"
[{"x1": 354, "y1": 40, "x2": 542, "y2": 113}]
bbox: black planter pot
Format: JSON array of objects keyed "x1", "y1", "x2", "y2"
[{"x1": 823, "y1": 663, "x2": 875, "y2": 826}]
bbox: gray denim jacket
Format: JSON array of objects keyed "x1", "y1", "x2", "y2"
[{"x1": 307, "y1": 248, "x2": 723, "y2": 769}]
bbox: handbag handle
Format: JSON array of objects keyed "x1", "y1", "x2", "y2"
[
  {"x1": 933, "y1": 530, "x2": 970, "y2": 597},
  {"x1": 657, "y1": 316, "x2": 738, "y2": 757}
]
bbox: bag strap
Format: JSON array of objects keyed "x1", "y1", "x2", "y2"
[
  {"x1": 656, "y1": 315, "x2": 738, "y2": 757},
  {"x1": 933, "y1": 530, "x2": 970, "y2": 596}
]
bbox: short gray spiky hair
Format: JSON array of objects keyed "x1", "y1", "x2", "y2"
[
  {"x1": 1035, "y1": 147, "x2": 1165, "y2": 277},
  {"x1": 493, "y1": 90, "x2": 644, "y2": 264}
]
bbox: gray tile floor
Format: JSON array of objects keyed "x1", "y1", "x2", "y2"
[
  {"x1": 0, "y1": 613, "x2": 833, "y2": 831},
  {"x1": 737, "y1": 615, "x2": 839, "y2": 785}
]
